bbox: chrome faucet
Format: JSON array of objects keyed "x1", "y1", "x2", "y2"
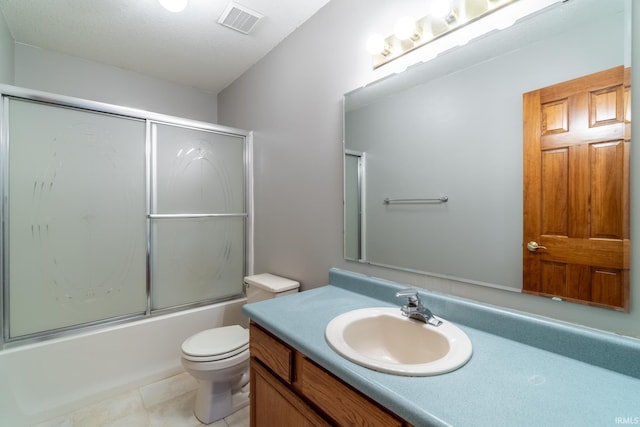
[{"x1": 396, "y1": 288, "x2": 443, "y2": 327}]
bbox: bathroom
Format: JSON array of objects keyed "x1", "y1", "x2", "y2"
[{"x1": 0, "y1": 0, "x2": 639, "y2": 425}]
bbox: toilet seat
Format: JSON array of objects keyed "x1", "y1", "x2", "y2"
[{"x1": 182, "y1": 325, "x2": 249, "y2": 362}]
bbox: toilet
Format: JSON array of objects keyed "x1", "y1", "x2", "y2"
[{"x1": 181, "y1": 273, "x2": 300, "y2": 424}]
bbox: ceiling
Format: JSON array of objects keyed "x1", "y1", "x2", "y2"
[{"x1": 0, "y1": 0, "x2": 331, "y2": 94}]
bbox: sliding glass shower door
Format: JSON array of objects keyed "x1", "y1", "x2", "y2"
[
  {"x1": 5, "y1": 98, "x2": 148, "y2": 338},
  {"x1": 150, "y1": 123, "x2": 247, "y2": 310},
  {"x1": 1, "y1": 91, "x2": 250, "y2": 343}
]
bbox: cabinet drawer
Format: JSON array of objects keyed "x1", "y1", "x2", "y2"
[
  {"x1": 250, "y1": 322, "x2": 293, "y2": 383},
  {"x1": 297, "y1": 355, "x2": 404, "y2": 427}
]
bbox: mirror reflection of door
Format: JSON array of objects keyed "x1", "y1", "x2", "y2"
[
  {"x1": 523, "y1": 66, "x2": 630, "y2": 311},
  {"x1": 345, "y1": 151, "x2": 364, "y2": 260}
]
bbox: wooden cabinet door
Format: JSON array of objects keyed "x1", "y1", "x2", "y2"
[
  {"x1": 523, "y1": 66, "x2": 630, "y2": 310},
  {"x1": 295, "y1": 354, "x2": 404, "y2": 427},
  {"x1": 251, "y1": 358, "x2": 330, "y2": 427}
]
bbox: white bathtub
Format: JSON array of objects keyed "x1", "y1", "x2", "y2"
[{"x1": 0, "y1": 298, "x2": 247, "y2": 426}]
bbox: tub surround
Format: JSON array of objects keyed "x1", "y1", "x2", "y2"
[
  {"x1": 0, "y1": 299, "x2": 246, "y2": 427},
  {"x1": 243, "y1": 268, "x2": 640, "y2": 427}
]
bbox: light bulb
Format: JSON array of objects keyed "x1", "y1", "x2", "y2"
[
  {"x1": 394, "y1": 16, "x2": 417, "y2": 40},
  {"x1": 158, "y1": 0, "x2": 188, "y2": 13},
  {"x1": 366, "y1": 34, "x2": 388, "y2": 55},
  {"x1": 430, "y1": 0, "x2": 452, "y2": 19}
]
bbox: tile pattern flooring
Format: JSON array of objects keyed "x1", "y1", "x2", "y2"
[{"x1": 33, "y1": 372, "x2": 250, "y2": 427}]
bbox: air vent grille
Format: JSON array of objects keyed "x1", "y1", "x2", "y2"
[{"x1": 218, "y1": 2, "x2": 263, "y2": 35}]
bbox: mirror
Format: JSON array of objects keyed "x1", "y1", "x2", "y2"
[{"x1": 344, "y1": 0, "x2": 631, "y2": 306}]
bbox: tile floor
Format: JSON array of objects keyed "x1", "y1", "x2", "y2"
[{"x1": 33, "y1": 372, "x2": 250, "y2": 427}]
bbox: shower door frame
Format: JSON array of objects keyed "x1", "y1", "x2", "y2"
[{"x1": 0, "y1": 84, "x2": 254, "y2": 347}]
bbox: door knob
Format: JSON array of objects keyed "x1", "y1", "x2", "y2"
[{"x1": 527, "y1": 241, "x2": 547, "y2": 252}]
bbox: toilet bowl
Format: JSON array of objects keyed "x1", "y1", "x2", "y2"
[
  {"x1": 181, "y1": 273, "x2": 300, "y2": 424},
  {"x1": 181, "y1": 325, "x2": 250, "y2": 424}
]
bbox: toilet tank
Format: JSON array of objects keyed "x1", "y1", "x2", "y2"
[{"x1": 244, "y1": 273, "x2": 300, "y2": 304}]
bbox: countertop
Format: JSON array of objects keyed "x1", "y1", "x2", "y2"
[{"x1": 243, "y1": 269, "x2": 640, "y2": 427}]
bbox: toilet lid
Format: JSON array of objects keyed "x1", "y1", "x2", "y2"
[{"x1": 182, "y1": 325, "x2": 249, "y2": 359}]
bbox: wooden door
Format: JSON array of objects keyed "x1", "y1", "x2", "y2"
[
  {"x1": 523, "y1": 66, "x2": 630, "y2": 311},
  {"x1": 251, "y1": 359, "x2": 330, "y2": 427}
]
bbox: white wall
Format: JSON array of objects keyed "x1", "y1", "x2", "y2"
[
  {"x1": 14, "y1": 43, "x2": 218, "y2": 122},
  {"x1": 218, "y1": 0, "x2": 640, "y2": 339},
  {"x1": 0, "y1": 8, "x2": 14, "y2": 84}
]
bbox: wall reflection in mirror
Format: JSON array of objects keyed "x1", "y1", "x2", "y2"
[{"x1": 343, "y1": 0, "x2": 631, "y2": 310}]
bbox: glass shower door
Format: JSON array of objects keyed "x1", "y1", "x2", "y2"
[
  {"x1": 5, "y1": 98, "x2": 148, "y2": 339},
  {"x1": 149, "y1": 123, "x2": 247, "y2": 310},
  {"x1": 2, "y1": 90, "x2": 252, "y2": 344}
]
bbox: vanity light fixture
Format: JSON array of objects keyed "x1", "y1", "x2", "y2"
[
  {"x1": 366, "y1": 34, "x2": 391, "y2": 56},
  {"x1": 430, "y1": 0, "x2": 458, "y2": 25},
  {"x1": 394, "y1": 16, "x2": 422, "y2": 41},
  {"x1": 158, "y1": 0, "x2": 188, "y2": 13},
  {"x1": 367, "y1": 0, "x2": 518, "y2": 68}
]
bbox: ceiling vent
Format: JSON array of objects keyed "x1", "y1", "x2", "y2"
[{"x1": 218, "y1": 2, "x2": 263, "y2": 35}]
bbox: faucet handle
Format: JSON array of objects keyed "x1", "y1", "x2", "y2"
[{"x1": 395, "y1": 288, "x2": 421, "y2": 306}]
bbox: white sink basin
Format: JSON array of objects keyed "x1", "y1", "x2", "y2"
[{"x1": 325, "y1": 307, "x2": 472, "y2": 376}]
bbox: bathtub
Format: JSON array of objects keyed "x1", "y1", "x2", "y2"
[{"x1": 0, "y1": 298, "x2": 247, "y2": 426}]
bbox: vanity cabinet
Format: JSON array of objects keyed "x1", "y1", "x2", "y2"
[{"x1": 249, "y1": 322, "x2": 413, "y2": 427}]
